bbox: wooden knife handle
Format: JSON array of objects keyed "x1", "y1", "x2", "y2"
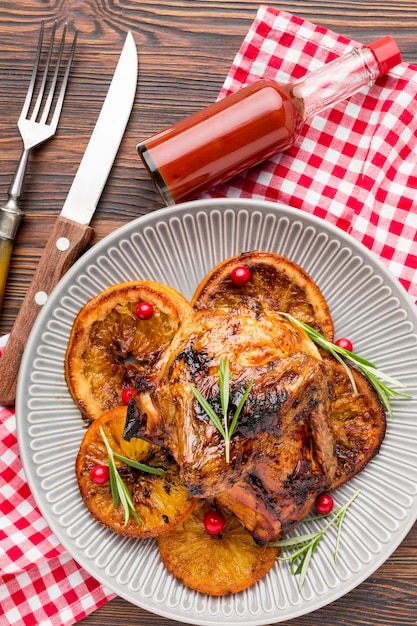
[{"x1": 0, "y1": 215, "x2": 93, "y2": 406}]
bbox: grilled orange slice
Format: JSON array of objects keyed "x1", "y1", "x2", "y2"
[
  {"x1": 192, "y1": 251, "x2": 334, "y2": 341},
  {"x1": 325, "y1": 356, "x2": 386, "y2": 489},
  {"x1": 157, "y1": 499, "x2": 279, "y2": 595},
  {"x1": 65, "y1": 280, "x2": 193, "y2": 420},
  {"x1": 76, "y1": 406, "x2": 196, "y2": 537}
]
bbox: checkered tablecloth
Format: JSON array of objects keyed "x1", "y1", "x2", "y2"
[
  {"x1": 205, "y1": 5, "x2": 417, "y2": 301},
  {"x1": 1, "y1": 6, "x2": 416, "y2": 625},
  {"x1": 0, "y1": 336, "x2": 115, "y2": 625}
]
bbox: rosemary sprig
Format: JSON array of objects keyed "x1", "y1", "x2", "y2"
[
  {"x1": 99, "y1": 426, "x2": 164, "y2": 526},
  {"x1": 271, "y1": 489, "x2": 360, "y2": 589},
  {"x1": 112, "y1": 451, "x2": 165, "y2": 476},
  {"x1": 190, "y1": 357, "x2": 254, "y2": 463},
  {"x1": 282, "y1": 313, "x2": 410, "y2": 418}
]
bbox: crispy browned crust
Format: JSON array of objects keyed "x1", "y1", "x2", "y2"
[
  {"x1": 216, "y1": 421, "x2": 326, "y2": 544},
  {"x1": 65, "y1": 280, "x2": 193, "y2": 420},
  {"x1": 157, "y1": 500, "x2": 279, "y2": 595},
  {"x1": 127, "y1": 304, "x2": 337, "y2": 544},
  {"x1": 217, "y1": 357, "x2": 387, "y2": 541},
  {"x1": 324, "y1": 356, "x2": 387, "y2": 489},
  {"x1": 76, "y1": 406, "x2": 196, "y2": 537},
  {"x1": 192, "y1": 251, "x2": 334, "y2": 341}
]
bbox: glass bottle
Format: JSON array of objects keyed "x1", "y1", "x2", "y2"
[{"x1": 137, "y1": 37, "x2": 401, "y2": 206}]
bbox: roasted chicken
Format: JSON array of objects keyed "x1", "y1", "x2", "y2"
[
  {"x1": 125, "y1": 301, "x2": 338, "y2": 544},
  {"x1": 66, "y1": 250, "x2": 388, "y2": 594}
]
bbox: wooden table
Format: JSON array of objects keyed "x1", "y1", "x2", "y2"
[{"x1": 1, "y1": 1, "x2": 416, "y2": 625}]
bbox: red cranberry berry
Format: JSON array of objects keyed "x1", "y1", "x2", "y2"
[
  {"x1": 335, "y1": 337, "x2": 353, "y2": 352},
  {"x1": 121, "y1": 387, "x2": 135, "y2": 404},
  {"x1": 135, "y1": 301, "x2": 154, "y2": 319},
  {"x1": 203, "y1": 509, "x2": 226, "y2": 535},
  {"x1": 230, "y1": 266, "x2": 251, "y2": 286},
  {"x1": 90, "y1": 465, "x2": 110, "y2": 484},
  {"x1": 315, "y1": 493, "x2": 334, "y2": 515}
]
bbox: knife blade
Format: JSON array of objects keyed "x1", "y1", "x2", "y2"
[{"x1": 0, "y1": 31, "x2": 137, "y2": 406}]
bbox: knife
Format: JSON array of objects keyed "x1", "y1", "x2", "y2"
[{"x1": 0, "y1": 31, "x2": 138, "y2": 406}]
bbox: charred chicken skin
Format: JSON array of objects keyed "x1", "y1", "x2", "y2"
[{"x1": 125, "y1": 301, "x2": 337, "y2": 544}]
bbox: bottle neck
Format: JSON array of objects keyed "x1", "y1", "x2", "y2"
[{"x1": 291, "y1": 47, "x2": 382, "y2": 122}]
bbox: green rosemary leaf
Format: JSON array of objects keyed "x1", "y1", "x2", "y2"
[
  {"x1": 117, "y1": 476, "x2": 131, "y2": 526},
  {"x1": 190, "y1": 384, "x2": 226, "y2": 438},
  {"x1": 282, "y1": 313, "x2": 410, "y2": 418},
  {"x1": 229, "y1": 377, "x2": 254, "y2": 438},
  {"x1": 113, "y1": 451, "x2": 165, "y2": 476},
  {"x1": 332, "y1": 491, "x2": 358, "y2": 562},
  {"x1": 335, "y1": 346, "x2": 376, "y2": 368},
  {"x1": 190, "y1": 358, "x2": 253, "y2": 463},
  {"x1": 219, "y1": 357, "x2": 232, "y2": 463},
  {"x1": 359, "y1": 364, "x2": 409, "y2": 393},
  {"x1": 118, "y1": 477, "x2": 141, "y2": 525},
  {"x1": 274, "y1": 489, "x2": 360, "y2": 588},
  {"x1": 297, "y1": 543, "x2": 314, "y2": 588},
  {"x1": 279, "y1": 542, "x2": 315, "y2": 564},
  {"x1": 293, "y1": 551, "x2": 305, "y2": 576},
  {"x1": 99, "y1": 426, "x2": 119, "y2": 508},
  {"x1": 108, "y1": 457, "x2": 119, "y2": 509},
  {"x1": 219, "y1": 356, "x2": 231, "y2": 419},
  {"x1": 330, "y1": 348, "x2": 358, "y2": 394},
  {"x1": 99, "y1": 426, "x2": 141, "y2": 527},
  {"x1": 272, "y1": 532, "x2": 319, "y2": 549}
]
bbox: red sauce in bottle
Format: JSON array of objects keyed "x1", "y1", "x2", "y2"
[
  {"x1": 138, "y1": 81, "x2": 303, "y2": 205},
  {"x1": 138, "y1": 37, "x2": 401, "y2": 205}
]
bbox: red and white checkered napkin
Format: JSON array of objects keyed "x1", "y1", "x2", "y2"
[
  {"x1": 206, "y1": 5, "x2": 417, "y2": 301},
  {"x1": 2, "y1": 6, "x2": 417, "y2": 626},
  {"x1": 0, "y1": 339, "x2": 115, "y2": 625}
]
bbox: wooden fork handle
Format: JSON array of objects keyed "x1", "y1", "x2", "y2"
[
  {"x1": 0, "y1": 215, "x2": 93, "y2": 406},
  {"x1": 0, "y1": 238, "x2": 14, "y2": 314},
  {"x1": 0, "y1": 202, "x2": 25, "y2": 315}
]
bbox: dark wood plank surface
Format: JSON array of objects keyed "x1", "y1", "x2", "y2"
[{"x1": 1, "y1": 1, "x2": 416, "y2": 625}]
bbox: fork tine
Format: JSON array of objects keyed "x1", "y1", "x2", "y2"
[
  {"x1": 40, "y1": 23, "x2": 67, "y2": 124},
  {"x1": 19, "y1": 21, "x2": 45, "y2": 121},
  {"x1": 31, "y1": 21, "x2": 57, "y2": 121},
  {"x1": 49, "y1": 27, "x2": 78, "y2": 131}
]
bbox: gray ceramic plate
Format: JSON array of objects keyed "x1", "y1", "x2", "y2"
[{"x1": 16, "y1": 199, "x2": 417, "y2": 625}]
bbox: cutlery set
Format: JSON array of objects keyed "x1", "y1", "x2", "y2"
[
  {"x1": 0, "y1": 22, "x2": 77, "y2": 314},
  {"x1": 0, "y1": 23, "x2": 138, "y2": 406}
]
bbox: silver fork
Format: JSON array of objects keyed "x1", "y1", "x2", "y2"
[{"x1": 0, "y1": 21, "x2": 77, "y2": 312}]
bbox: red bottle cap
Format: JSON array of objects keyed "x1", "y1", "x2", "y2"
[{"x1": 368, "y1": 36, "x2": 402, "y2": 74}]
